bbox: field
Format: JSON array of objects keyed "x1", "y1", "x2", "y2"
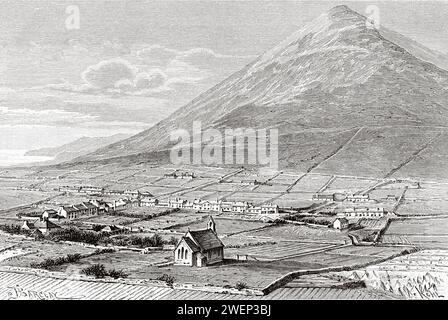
[
  {"x1": 283, "y1": 245, "x2": 412, "y2": 268},
  {"x1": 127, "y1": 210, "x2": 207, "y2": 230},
  {"x1": 172, "y1": 218, "x2": 268, "y2": 235},
  {"x1": 275, "y1": 193, "x2": 314, "y2": 208},
  {"x1": 247, "y1": 224, "x2": 348, "y2": 244},
  {"x1": 338, "y1": 250, "x2": 448, "y2": 299},
  {"x1": 81, "y1": 215, "x2": 141, "y2": 226},
  {"x1": 0, "y1": 240, "x2": 97, "y2": 268},
  {"x1": 225, "y1": 241, "x2": 339, "y2": 261},
  {"x1": 325, "y1": 177, "x2": 377, "y2": 193},
  {"x1": 396, "y1": 200, "x2": 448, "y2": 216},
  {"x1": 0, "y1": 190, "x2": 58, "y2": 210},
  {"x1": 382, "y1": 217, "x2": 448, "y2": 248},
  {"x1": 288, "y1": 174, "x2": 333, "y2": 193},
  {"x1": 1, "y1": 164, "x2": 448, "y2": 298}
]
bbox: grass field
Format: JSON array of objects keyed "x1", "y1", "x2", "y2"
[
  {"x1": 325, "y1": 177, "x2": 377, "y2": 193},
  {"x1": 0, "y1": 240, "x2": 97, "y2": 268},
  {"x1": 128, "y1": 210, "x2": 207, "y2": 230},
  {"x1": 0, "y1": 190, "x2": 58, "y2": 211},
  {"x1": 225, "y1": 241, "x2": 338, "y2": 261},
  {"x1": 172, "y1": 218, "x2": 268, "y2": 235},
  {"x1": 382, "y1": 218, "x2": 448, "y2": 248},
  {"x1": 247, "y1": 224, "x2": 348, "y2": 244},
  {"x1": 396, "y1": 200, "x2": 448, "y2": 216},
  {"x1": 288, "y1": 174, "x2": 332, "y2": 193}
]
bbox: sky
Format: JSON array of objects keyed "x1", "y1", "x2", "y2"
[{"x1": 2, "y1": 0, "x2": 448, "y2": 157}]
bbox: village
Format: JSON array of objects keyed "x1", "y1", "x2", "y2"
[{"x1": 0, "y1": 164, "x2": 441, "y2": 299}]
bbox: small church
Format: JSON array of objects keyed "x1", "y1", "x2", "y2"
[{"x1": 174, "y1": 216, "x2": 224, "y2": 267}]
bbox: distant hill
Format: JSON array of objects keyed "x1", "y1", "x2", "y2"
[
  {"x1": 72, "y1": 5, "x2": 448, "y2": 181},
  {"x1": 25, "y1": 133, "x2": 132, "y2": 165}
]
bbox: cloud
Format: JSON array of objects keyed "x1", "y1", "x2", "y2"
[
  {"x1": 136, "y1": 45, "x2": 178, "y2": 67},
  {"x1": 0, "y1": 106, "x2": 96, "y2": 126},
  {"x1": 134, "y1": 70, "x2": 167, "y2": 89},
  {"x1": 0, "y1": 87, "x2": 16, "y2": 98},
  {"x1": 177, "y1": 47, "x2": 254, "y2": 70},
  {"x1": 82, "y1": 58, "x2": 137, "y2": 89},
  {"x1": 43, "y1": 44, "x2": 254, "y2": 98}
]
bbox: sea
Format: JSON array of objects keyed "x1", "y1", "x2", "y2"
[{"x1": 0, "y1": 149, "x2": 53, "y2": 167}]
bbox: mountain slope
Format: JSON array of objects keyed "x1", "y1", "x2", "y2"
[
  {"x1": 74, "y1": 5, "x2": 448, "y2": 179},
  {"x1": 26, "y1": 134, "x2": 131, "y2": 165}
]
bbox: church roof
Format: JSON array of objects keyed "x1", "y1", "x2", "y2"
[
  {"x1": 188, "y1": 229, "x2": 223, "y2": 251},
  {"x1": 182, "y1": 237, "x2": 201, "y2": 253}
]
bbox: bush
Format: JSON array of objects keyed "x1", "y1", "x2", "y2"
[
  {"x1": 235, "y1": 281, "x2": 248, "y2": 290},
  {"x1": 102, "y1": 233, "x2": 165, "y2": 248},
  {"x1": 94, "y1": 248, "x2": 115, "y2": 255},
  {"x1": 49, "y1": 227, "x2": 106, "y2": 245},
  {"x1": 151, "y1": 234, "x2": 164, "y2": 247},
  {"x1": 0, "y1": 224, "x2": 29, "y2": 236},
  {"x1": 157, "y1": 274, "x2": 175, "y2": 287},
  {"x1": 107, "y1": 269, "x2": 129, "y2": 279},
  {"x1": 168, "y1": 236, "x2": 178, "y2": 245},
  {"x1": 81, "y1": 264, "x2": 108, "y2": 278},
  {"x1": 66, "y1": 253, "x2": 82, "y2": 263},
  {"x1": 92, "y1": 225, "x2": 105, "y2": 232},
  {"x1": 30, "y1": 253, "x2": 83, "y2": 269}
]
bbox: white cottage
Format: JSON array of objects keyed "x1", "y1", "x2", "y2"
[{"x1": 333, "y1": 217, "x2": 349, "y2": 230}]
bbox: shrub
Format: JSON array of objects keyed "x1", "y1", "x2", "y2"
[
  {"x1": 30, "y1": 253, "x2": 83, "y2": 269},
  {"x1": 66, "y1": 253, "x2": 82, "y2": 263},
  {"x1": 150, "y1": 234, "x2": 164, "y2": 247},
  {"x1": 0, "y1": 224, "x2": 29, "y2": 236},
  {"x1": 94, "y1": 248, "x2": 115, "y2": 255},
  {"x1": 235, "y1": 281, "x2": 248, "y2": 290},
  {"x1": 92, "y1": 225, "x2": 105, "y2": 232},
  {"x1": 168, "y1": 236, "x2": 178, "y2": 245},
  {"x1": 107, "y1": 269, "x2": 129, "y2": 279},
  {"x1": 157, "y1": 274, "x2": 175, "y2": 287},
  {"x1": 49, "y1": 227, "x2": 105, "y2": 245},
  {"x1": 81, "y1": 264, "x2": 108, "y2": 278}
]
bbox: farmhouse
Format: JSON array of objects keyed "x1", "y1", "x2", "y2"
[
  {"x1": 312, "y1": 194, "x2": 335, "y2": 202},
  {"x1": 231, "y1": 201, "x2": 249, "y2": 213},
  {"x1": 174, "y1": 216, "x2": 224, "y2": 267},
  {"x1": 34, "y1": 220, "x2": 61, "y2": 235},
  {"x1": 164, "y1": 171, "x2": 195, "y2": 179},
  {"x1": 89, "y1": 199, "x2": 111, "y2": 213},
  {"x1": 343, "y1": 194, "x2": 371, "y2": 203},
  {"x1": 140, "y1": 197, "x2": 159, "y2": 207},
  {"x1": 336, "y1": 206, "x2": 385, "y2": 218},
  {"x1": 111, "y1": 199, "x2": 131, "y2": 211},
  {"x1": 79, "y1": 186, "x2": 104, "y2": 194},
  {"x1": 169, "y1": 198, "x2": 188, "y2": 209},
  {"x1": 124, "y1": 190, "x2": 141, "y2": 198},
  {"x1": 58, "y1": 201, "x2": 99, "y2": 220},
  {"x1": 41, "y1": 209, "x2": 59, "y2": 220},
  {"x1": 59, "y1": 186, "x2": 81, "y2": 193},
  {"x1": 240, "y1": 179, "x2": 262, "y2": 186},
  {"x1": 21, "y1": 220, "x2": 36, "y2": 231},
  {"x1": 333, "y1": 218, "x2": 349, "y2": 230},
  {"x1": 21, "y1": 219, "x2": 61, "y2": 234},
  {"x1": 261, "y1": 203, "x2": 279, "y2": 214}
]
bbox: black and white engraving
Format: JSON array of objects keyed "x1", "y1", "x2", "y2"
[{"x1": 1, "y1": 0, "x2": 448, "y2": 301}]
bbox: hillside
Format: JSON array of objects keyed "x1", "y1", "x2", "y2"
[
  {"x1": 73, "y1": 5, "x2": 448, "y2": 180},
  {"x1": 26, "y1": 134, "x2": 131, "y2": 165}
]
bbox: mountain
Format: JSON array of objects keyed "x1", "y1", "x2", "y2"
[
  {"x1": 26, "y1": 134, "x2": 132, "y2": 165},
  {"x1": 73, "y1": 5, "x2": 448, "y2": 180}
]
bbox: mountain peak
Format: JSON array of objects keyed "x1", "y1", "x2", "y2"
[
  {"x1": 328, "y1": 4, "x2": 354, "y2": 15},
  {"x1": 77, "y1": 6, "x2": 448, "y2": 181}
]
